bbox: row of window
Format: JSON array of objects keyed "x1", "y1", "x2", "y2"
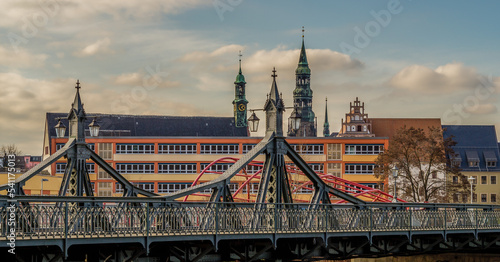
[
  {"x1": 56, "y1": 163, "x2": 95, "y2": 174},
  {"x1": 453, "y1": 193, "x2": 497, "y2": 203},
  {"x1": 59, "y1": 143, "x2": 386, "y2": 158},
  {"x1": 56, "y1": 162, "x2": 371, "y2": 175},
  {"x1": 453, "y1": 175, "x2": 497, "y2": 185},
  {"x1": 57, "y1": 143, "x2": 95, "y2": 151},
  {"x1": 345, "y1": 145, "x2": 384, "y2": 155}
]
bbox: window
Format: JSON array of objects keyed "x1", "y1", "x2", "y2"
[
  {"x1": 491, "y1": 176, "x2": 497, "y2": 185},
  {"x1": 472, "y1": 176, "x2": 477, "y2": 184},
  {"x1": 431, "y1": 171, "x2": 438, "y2": 179},
  {"x1": 115, "y1": 183, "x2": 123, "y2": 193},
  {"x1": 88, "y1": 143, "x2": 95, "y2": 151},
  {"x1": 158, "y1": 144, "x2": 196, "y2": 154},
  {"x1": 98, "y1": 168, "x2": 111, "y2": 179},
  {"x1": 200, "y1": 144, "x2": 239, "y2": 154},
  {"x1": 228, "y1": 183, "x2": 239, "y2": 194},
  {"x1": 98, "y1": 143, "x2": 113, "y2": 160},
  {"x1": 294, "y1": 185, "x2": 313, "y2": 194},
  {"x1": 481, "y1": 176, "x2": 487, "y2": 184},
  {"x1": 360, "y1": 183, "x2": 382, "y2": 190},
  {"x1": 158, "y1": 163, "x2": 197, "y2": 174},
  {"x1": 116, "y1": 144, "x2": 154, "y2": 154},
  {"x1": 462, "y1": 194, "x2": 468, "y2": 203},
  {"x1": 345, "y1": 144, "x2": 384, "y2": 155},
  {"x1": 136, "y1": 183, "x2": 155, "y2": 193},
  {"x1": 469, "y1": 161, "x2": 479, "y2": 167},
  {"x1": 157, "y1": 183, "x2": 191, "y2": 194},
  {"x1": 56, "y1": 163, "x2": 94, "y2": 174},
  {"x1": 116, "y1": 163, "x2": 154, "y2": 174},
  {"x1": 473, "y1": 193, "x2": 477, "y2": 203},
  {"x1": 327, "y1": 163, "x2": 341, "y2": 177},
  {"x1": 327, "y1": 144, "x2": 341, "y2": 160},
  {"x1": 56, "y1": 143, "x2": 65, "y2": 150},
  {"x1": 291, "y1": 144, "x2": 324, "y2": 155},
  {"x1": 453, "y1": 193, "x2": 459, "y2": 203},
  {"x1": 452, "y1": 176, "x2": 458, "y2": 184},
  {"x1": 309, "y1": 163, "x2": 324, "y2": 173},
  {"x1": 200, "y1": 163, "x2": 232, "y2": 173},
  {"x1": 86, "y1": 163, "x2": 95, "y2": 174},
  {"x1": 244, "y1": 164, "x2": 262, "y2": 174},
  {"x1": 243, "y1": 144, "x2": 256, "y2": 154},
  {"x1": 481, "y1": 194, "x2": 487, "y2": 203},
  {"x1": 241, "y1": 183, "x2": 259, "y2": 194},
  {"x1": 56, "y1": 163, "x2": 66, "y2": 173},
  {"x1": 98, "y1": 182, "x2": 112, "y2": 197},
  {"x1": 345, "y1": 164, "x2": 374, "y2": 174},
  {"x1": 491, "y1": 194, "x2": 497, "y2": 203},
  {"x1": 487, "y1": 161, "x2": 497, "y2": 167}
]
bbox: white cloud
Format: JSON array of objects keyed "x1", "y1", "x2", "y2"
[
  {"x1": 0, "y1": 0, "x2": 209, "y2": 29},
  {"x1": 389, "y1": 62, "x2": 488, "y2": 94},
  {"x1": 74, "y1": 37, "x2": 113, "y2": 57},
  {"x1": 463, "y1": 103, "x2": 497, "y2": 115},
  {"x1": 0, "y1": 45, "x2": 47, "y2": 68}
]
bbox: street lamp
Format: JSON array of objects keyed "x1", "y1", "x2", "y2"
[
  {"x1": 468, "y1": 176, "x2": 474, "y2": 204},
  {"x1": 289, "y1": 108, "x2": 302, "y2": 131},
  {"x1": 88, "y1": 117, "x2": 100, "y2": 137},
  {"x1": 54, "y1": 119, "x2": 66, "y2": 138},
  {"x1": 392, "y1": 166, "x2": 399, "y2": 202},
  {"x1": 247, "y1": 111, "x2": 260, "y2": 132},
  {"x1": 41, "y1": 178, "x2": 49, "y2": 196}
]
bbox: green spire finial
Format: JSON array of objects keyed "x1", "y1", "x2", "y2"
[
  {"x1": 235, "y1": 51, "x2": 246, "y2": 84},
  {"x1": 296, "y1": 26, "x2": 310, "y2": 74}
]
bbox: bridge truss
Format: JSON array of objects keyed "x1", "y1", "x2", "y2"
[{"x1": 1, "y1": 77, "x2": 499, "y2": 261}]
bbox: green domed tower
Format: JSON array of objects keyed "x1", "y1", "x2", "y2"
[
  {"x1": 233, "y1": 51, "x2": 248, "y2": 128},
  {"x1": 288, "y1": 27, "x2": 317, "y2": 137}
]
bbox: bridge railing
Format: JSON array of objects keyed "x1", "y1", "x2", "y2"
[{"x1": 1, "y1": 197, "x2": 500, "y2": 240}]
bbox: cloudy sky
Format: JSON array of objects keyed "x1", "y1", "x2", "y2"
[{"x1": 1, "y1": 0, "x2": 499, "y2": 155}]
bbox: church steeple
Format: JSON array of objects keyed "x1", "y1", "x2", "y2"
[
  {"x1": 323, "y1": 97, "x2": 330, "y2": 137},
  {"x1": 233, "y1": 51, "x2": 248, "y2": 128},
  {"x1": 288, "y1": 26, "x2": 316, "y2": 137}
]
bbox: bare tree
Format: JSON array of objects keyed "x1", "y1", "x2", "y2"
[
  {"x1": 374, "y1": 126, "x2": 466, "y2": 203},
  {"x1": 1, "y1": 144, "x2": 23, "y2": 170}
]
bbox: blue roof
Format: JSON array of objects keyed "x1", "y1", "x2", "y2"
[{"x1": 443, "y1": 125, "x2": 500, "y2": 171}]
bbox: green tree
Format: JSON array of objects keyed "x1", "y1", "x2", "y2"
[{"x1": 374, "y1": 126, "x2": 466, "y2": 203}]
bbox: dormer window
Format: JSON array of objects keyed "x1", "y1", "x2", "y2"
[
  {"x1": 466, "y1": 151, "x2": 480, "y2": 168},
  {"x1": 469, "y1": 161, "x2": 479, "y2": 167},
  {"x1": 484, "y1": 151, "x2": 497, "y2": 168}
]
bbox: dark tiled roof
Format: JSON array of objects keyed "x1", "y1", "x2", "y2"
[
  {"x1": 443, "y1": 125, "x2": 500, "y2": 171},
  {"x1": 46, "y1": 112, "x2": 249, "y2": 138}
]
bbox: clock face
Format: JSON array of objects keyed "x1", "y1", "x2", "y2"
[{"x1": 238, "y1": 104, "x2": 246, "y2": 111}]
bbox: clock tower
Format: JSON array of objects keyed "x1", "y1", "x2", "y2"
[
  {"x1": 288, "y1": 27, "x2": 317, "y2": 137},
  {"x1": 233, "y1": 51, "x2": 248, "y2": 128}
]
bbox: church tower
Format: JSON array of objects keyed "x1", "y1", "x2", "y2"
[
  {"x1": 288, "y1": 27, "x2": 316, "y2": 137},
  {"x1": 233, "y1": 51, "x2": 248, "y2": 128},
  {"x1": 323, "y1": 97, "x2": 330, "y2": 137}
]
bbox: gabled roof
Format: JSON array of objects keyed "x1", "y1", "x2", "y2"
[
  {"x1": 371, "y1": 118, "x2": 442, "y2": 140},
  {"x1": 443, "y1": 125, "x2": 500, "y2": 171},
  {"x1": 46, "y1": 112, "x2": 248, "y2": 139}
]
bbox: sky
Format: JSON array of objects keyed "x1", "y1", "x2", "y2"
[{"x1": 0, "y1": 0, "x2": 499, "y2": 155}]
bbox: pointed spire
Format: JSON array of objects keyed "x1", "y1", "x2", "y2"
[
  {"x1": 235, "y1": 50, "x2": 246, "y2": 84},
  {"x1": 323, "y1": 97, "x2": 330, "y2": 137},
  {"x1": 72, "y1": 79, "x2": 83, "y2": 113},
  {"x1": 270, "y1": 67, "x2": 279, "y2": 102},
  {"x1": 296, "y1": 26, "x2": 310, "y2": 75}
]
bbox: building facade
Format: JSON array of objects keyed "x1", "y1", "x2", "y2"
[{"x1": 443, "y1": 125, "x2": 500, "y2": 204}]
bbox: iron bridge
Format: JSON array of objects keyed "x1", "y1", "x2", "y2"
[{"x1": 1, "y1": 196, "x2": 500, "y2": 261}]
